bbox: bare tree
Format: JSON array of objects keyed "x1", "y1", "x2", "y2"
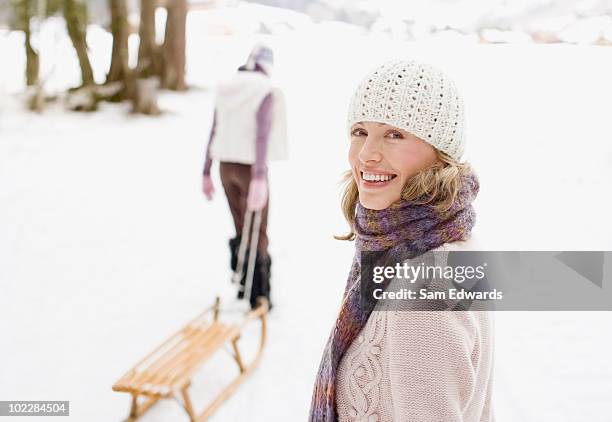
[
  {"x1": 24, "y1": 2, "x2": 40, "y2": 87},
  {"x1": 136, "y1": 0, "x2": 187, "y2": 90},
  {"x1": 11, "y1": 0, "x2": 40, "y2": 86},
  {"x1": 161, "y1": 0, "x2": 187, "y2": 90},
  {"x1": 132, "y1": 77, "x2": 160, "y2": 115},
  {"x1": 106, "y1": 0, "x2": 129, "y2": 84},
  {"x1": 137, "y1": 0, "x2": 162, "y2": 78},
  {"x1": 63, "y1": 0, "x2": 94, "y2": 86}
]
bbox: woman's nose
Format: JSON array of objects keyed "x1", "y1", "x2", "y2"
[{"x1": 358, "y1": 136, "x2": 383, "y2": 163}]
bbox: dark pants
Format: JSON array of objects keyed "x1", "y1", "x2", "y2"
[
  {"x1": 219, "y1": 162, "x2": 272, "y2": 309},
  {"x1": 219, "y1": 162, "x2": 269, "y2": 257}
]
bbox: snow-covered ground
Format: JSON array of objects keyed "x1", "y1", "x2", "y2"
[{"x1": 1, "y1": 4, "x2": 612, "y2": 421}]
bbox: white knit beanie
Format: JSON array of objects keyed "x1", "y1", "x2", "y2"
[{"x1": 347, "y1": 59, "x2": 466, "y2": 160}]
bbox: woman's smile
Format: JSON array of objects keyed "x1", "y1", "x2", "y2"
[{"x1": 359, "y1": 170, "x2": 398, "y2": 189}]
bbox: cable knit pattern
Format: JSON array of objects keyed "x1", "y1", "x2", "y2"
[
  {"x1": 347, "y1": 60, "x2": 466, "y2": 160},
  {"x1": 340, "y1": 310, "x2": 386, "y2": 421},
  {"x1": 336, "y1": 241, "x2": 495, "y2": 422}
]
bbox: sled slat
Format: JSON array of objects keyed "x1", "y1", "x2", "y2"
[
  {"x1": 150, "y1": 324, "x2": 235, "y2": 388},
  {"x1": 132, "y1": 323, "x2": 225, "y2": 391}
]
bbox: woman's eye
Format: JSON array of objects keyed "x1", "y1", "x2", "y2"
[
  {"x1": 387, "y1": 131, "x2": 403, "y2": 139},
  {"x1": 351, "y1": 128, "x2": 366, "y2": 136}
]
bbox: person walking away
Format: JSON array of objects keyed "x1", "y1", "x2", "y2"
[{"x1": 202, "y1": 44, "x2": 288, "y2": 310}]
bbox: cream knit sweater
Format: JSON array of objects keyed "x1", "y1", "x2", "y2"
[{"x1": 336, "y1": 238, "x2": 495, "y2": 422}]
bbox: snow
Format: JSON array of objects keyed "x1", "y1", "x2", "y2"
[
  {"x1": 559, "y1": 15, "x2": 612, "y2": 43},
  {"x1": 1, "y1": 3, "x2": 612, "y2": 421},
  {"x1": 479, "y1": 28, "x2": 533, "y2": 44}
]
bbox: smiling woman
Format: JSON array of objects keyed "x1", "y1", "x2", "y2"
[
  {"x1": 309, "y1": 60, "x2": 494, "y2": 422},
  {"x1": 337, "y1": 123, "x2": 474, "y2": 242},
  {"x1": 349, "y1": 122, "x2": 438, "y2": 210}
]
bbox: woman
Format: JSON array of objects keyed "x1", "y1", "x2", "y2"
[{"x1": 309, "y1": 60, "x2": 494, "y2": 421}]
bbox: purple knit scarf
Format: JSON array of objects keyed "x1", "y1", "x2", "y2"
[{"x1": 308, "y1": 169, "x2": 480, "y2": 421}]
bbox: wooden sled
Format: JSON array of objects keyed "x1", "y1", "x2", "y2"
[{"x1": 112, "y1": 296, "x2": 268, "y2": 421}]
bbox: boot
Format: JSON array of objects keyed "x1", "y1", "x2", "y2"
[
  {"x1": 229, "y1": 235, "x2": 241, "y2": 272},
  {"x1": 229, "y1": 236, "x2": 272, "y2": 310},
  {"x1": 229, "y1": 235, "x2": 246, "y2": 299},
  {"x1": 249, "y1": 253, "x2": 272, "y2": 311}
]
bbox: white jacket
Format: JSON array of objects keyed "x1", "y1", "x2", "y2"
[{"x1": 210, "y1": 71, "x2": 288, "y2": 165}]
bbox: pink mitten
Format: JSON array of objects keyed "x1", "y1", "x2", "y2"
[
  {"x1": 202, "y1": 175, "x2": 215, "y2": 200},
  {"x1": 247, "y1": 178, "x2": 268, "y2": 211}
]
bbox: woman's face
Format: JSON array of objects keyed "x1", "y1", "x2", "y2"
[{"x1": 349, "y1": 121, "x2": 439, "y2": 210}]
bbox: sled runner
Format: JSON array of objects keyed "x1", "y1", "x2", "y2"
[
  {"x1": 232, "y1": 209, "x2": 263, "y2": 305},
  {"x1": 230, "y1": 210, "x2": 272, "y2": 311},
  {"x1": 112, "y1": 211, "x2": 269, "y2": 421}
]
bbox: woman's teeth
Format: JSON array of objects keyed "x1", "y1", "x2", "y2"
[{"x1": 361, "y1": 172, "x2": 396, "y2": 182}]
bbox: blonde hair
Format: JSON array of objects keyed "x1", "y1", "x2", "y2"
[{"x1": 336, "y1": 149, "x2": 473, "y2": 241}]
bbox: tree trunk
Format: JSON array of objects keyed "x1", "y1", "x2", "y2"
[
  {"x1": 106, "y1": 0, "x2": 129, "y2": 84},
  {"x1": 23, "y1": 1, "x2": 40, "y2": 86},
  {"x1": 63, "y1": 0, "x2": 94, "y2": 86},
  {"x1": 132, "y1": 77, "x2": 160, "y2": 115},
  {"x1": 137, "y1": 0, "x2": 161, "y2": 78},
  {"x1": 161, "y1": 0, "x2": 187, "y2": 90}
]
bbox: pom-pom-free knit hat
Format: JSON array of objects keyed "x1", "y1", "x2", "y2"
[
  {"x1": 347, "y1": 59, "x2": 466, "y2": 160},
  {"x1": 243, "y1": 43, "x2": 274, "y2": 76}
]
